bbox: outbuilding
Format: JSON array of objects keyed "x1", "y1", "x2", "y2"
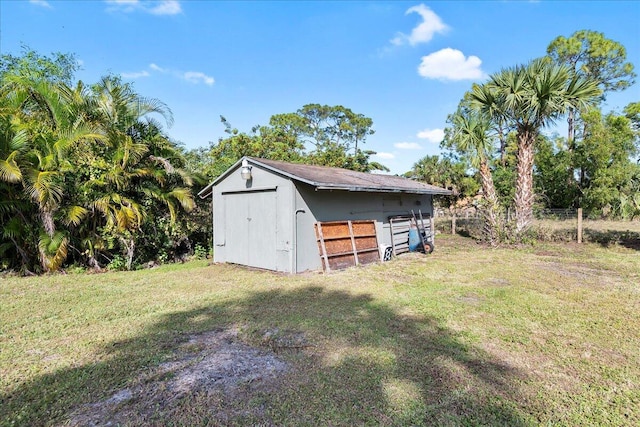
[{"x1": 198, "y1": 157, "x2": 452, "y2": 273}]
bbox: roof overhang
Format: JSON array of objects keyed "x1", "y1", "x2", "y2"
[{"x1": 198, "y1": 156, "x2": 453, "y2": 199}]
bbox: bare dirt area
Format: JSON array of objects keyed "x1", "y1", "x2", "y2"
[{"x1": 70, "y1": 328, "x2": 291, "y2": 426}]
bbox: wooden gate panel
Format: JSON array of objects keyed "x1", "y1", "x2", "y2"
[{"x1": 314, "y1": 220, "x2": 380, "y2": 271}]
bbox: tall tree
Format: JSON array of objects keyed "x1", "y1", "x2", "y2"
[
  {"x1": 201, "y1": 116, "x2": 306, "y2": 180},
  {"x1": 470, "y1": 58, "x2": 601, "y2": 237},
  {"x1": 575, "y1": 108, "x2": 638, "y2": 214},
  {"x1": 404, "y1": 155, "x2": 480, "y2": 209},
  {"x1": 79, "y1": 76, "x2": 194, "y2": 270},
  {"x1": 624, "y1": 101, "x2": 640, "y2": 162},
  {"x1": 269, "y1": 104, "x2": 385, "y2": 172},
  {"x1": 547, "y1": 30, "x2": 636, "y2": 144},
  {"x1": 443, "y1": 106, "x2": 501, "y2": 244},
  {"x1": 0, "y1": 46, "x2": 79, "y2": 85}
]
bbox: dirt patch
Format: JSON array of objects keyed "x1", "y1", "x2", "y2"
[
  {"x1": 457, "y1": 294, "x2": 484, "y2": 305},
  {"x1": 70, "y1": 328, "x2": 290, "y2": 426},
  {"x1": 487, "y1": 278, "x2": 511, "y2": 287}
]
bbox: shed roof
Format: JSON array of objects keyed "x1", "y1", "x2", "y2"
[{"x1": 198, "y1": 156, "x2": 453, "y2": 198}]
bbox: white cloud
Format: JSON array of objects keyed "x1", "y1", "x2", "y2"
[
  {"x1": 373, "y1": 152, "x2": 395, "y2": 160},
  {"x1": 416, "y1": 128, "x2": 444, "y2": 143},
  {"x1": 417, "y1": 48, "x2": 486, "y2": 81},
  {"x1": 394, "y1": 142, "x2": 422, "y2": 150},
  {"x1": 105, "y1": 0, "x2": 139, "y2": 13},
  {"x1": 150, "y1": 1, "x2": 182, "y2": 15},
  {"x1": 121, "y1": 70, "x2": 150, "y2": 79},
  {"x1": 391, "y1": 4, "x2": 448, "y2": 46},
  {"x1": 149, "y1": 63, "x2": 166, "y2": 72},
  {"x1": 136, "y1": 63, "x2": 214, "y2": 86},
  {"x1": 105, "y1": 0, "x2": 182, "y2": 16},
  {"x1": 29, "y1": 0, "x2": 52, "y2": 8},
  {"x1": 183, "y1": 71, "x2": 215, "y2": 86}
]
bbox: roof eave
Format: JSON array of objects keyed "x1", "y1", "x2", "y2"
[
  {"x1": 197, "y1": 157, "x2": 249, "y2": 199},
  {"x1": 197, "y1": 156, "x2": 454, "y2": 198},
  {"x1": 314, "y1": 185, "x2": 452, "y2": 195}
]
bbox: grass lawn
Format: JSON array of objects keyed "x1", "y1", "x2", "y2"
[{"x1": 1, "y1": 235, "x2": 639, "y2": 426}]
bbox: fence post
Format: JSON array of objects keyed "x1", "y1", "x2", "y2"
[
  {"x1": 577, "y1": 208, "x2": 583, "y2": 243},
  {"x1": 452, "y1": 214, "x2": 456, "y2": 235}
]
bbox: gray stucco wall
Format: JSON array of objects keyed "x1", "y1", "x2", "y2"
[
  {"x1": 212, "y1": 163, "x2": 295, "y2": 273},
  {"x1": 293, "y1": 182, "x2": 433, "y2": 273}
]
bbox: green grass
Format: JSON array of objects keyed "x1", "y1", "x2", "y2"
[{"x1": 1, "y1": 236, "x2": 639, "y2": 426}]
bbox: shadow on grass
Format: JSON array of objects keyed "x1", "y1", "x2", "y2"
[
  {"x1": 1, "y1": 285, "x2": 535, "y2": 426},
  {"x1": 585, "y1": 229, "x2": 640, "y2": 250}
]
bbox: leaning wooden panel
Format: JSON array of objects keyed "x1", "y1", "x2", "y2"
[
  {"x1": 314, "y1": 220, "x2": 380, "y2": 271},
  {"x1": 324, "y1": 239, "x2": 354, "y2": 254},
  {"x1": 328, "y1": 253, "x2": 357, "y2": 271},
  {"x1": 357, "y1": 250, "x2": 380, "y2": 265},
  {"x1": 354, "y1": 236, "x2": 378, "y2": 251},
  {"x1": 319, "y1": 221, "x2": 351, "y2": 239},
  {"x1": 351, "y1": 221, "x2": 377, "y2": 236}
]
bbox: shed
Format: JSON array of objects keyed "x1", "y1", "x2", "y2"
[{"x1": 198, "y1": 157, "x2": 452, "y2": 273}]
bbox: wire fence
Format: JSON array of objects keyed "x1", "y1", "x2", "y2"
[
  {"x1": 433, "y1": 207, "x2": 640, "y2": 247},
  {"x1": 435, "y1": 207, "x2": 640, "y2": 222}
]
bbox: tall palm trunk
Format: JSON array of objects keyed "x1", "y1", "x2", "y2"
[
  {"x1": 478, "y1": 159, "x2": 500, "y2": 245},
  {"x1": 514, "y1": 128, "x2": 536, "y2": 237},
  {"x1": 567, "y1": 108, "x2": 575, "y2": 148},
  {"x1": 38, "y1": 208, "x2": 55, "y2": 272},
  {"x1": 40, "y1": 208, "x2": 55, "y2": 237}
]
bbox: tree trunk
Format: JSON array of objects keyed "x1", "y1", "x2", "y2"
[
  {"x1": 514, "y1": 129, "x2": 536, "y2": 238},
  {"x1": 567, "y1": 108, "x2": 575, "y2": 150},
  {"x1": 124, "y1": 237, "x2": 135, "y2": 271},
  {"x1": 479, "y1": 159, "x2": 500, "y2": 245},
  {"x1": 40, "y1": 208, "x2": 55, "y2": 237},
  {"x1": 38, "y1": 208, "x2": 56, "y2": 272},
  {"x1": 10, "y1": 236, "x2": 31, "y2": 269},
  {"x1": 497, "y1": 123, "x2": 507, "y2": 166}
]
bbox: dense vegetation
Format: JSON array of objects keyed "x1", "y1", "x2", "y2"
[
  {"x1": 1, "y1": 29, "x2": 638, "y2": 272},
  {"x1": 408, "y1": 30, "x2": 639, "y2": 243},
  {"x1": 0, "y1": 51, "x2": 200, "y2": 274}
]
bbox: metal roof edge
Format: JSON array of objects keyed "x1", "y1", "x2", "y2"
[
  {"x1": 198, "y1": 156, "x2": 454, "y2": 198},
  {"x1": 248, "y1": 158, "x2": 453, "y2": 194},
  {"x1": 245, "y1": 157, "x2": 322, "y2": 187},
  {"x1": 197, "y1": 156, "x2": 247, "y2": 199},
  {"x1": 314, "y1": 185, "x2": 453, "y2": 195}
]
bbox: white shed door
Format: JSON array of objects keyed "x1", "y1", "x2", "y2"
[{"x1": 223, "y1": 190, "x2": 277, "y2": 270}]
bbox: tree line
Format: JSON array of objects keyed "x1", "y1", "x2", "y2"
[
  {"x1": 1, "y1": 29, "x2": 638, "y2": 273},
  {"x1": 406, "y1": 30, "x2": 639, "y2": 244},
  {"x1": 1, "y1": 51, "x2": 199, "y2": 274}
]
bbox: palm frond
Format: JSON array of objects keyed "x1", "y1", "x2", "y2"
[
  {"x1": 38, "y1": 230, "x2": 69, "y2": 272},
  {"x1": 25, "y1": 170, "x2": 63, "y2": 206},
  {"x1": 62, "y1": 205, "x2": 88, "y2": 227},
  {"x1": 0, "y1": 152, "x2": 23, "y2": 183},
  {"x1": 2, "y1": 216, "x2": 24, "y2": 239}
]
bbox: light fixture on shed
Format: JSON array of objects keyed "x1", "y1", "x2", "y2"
[{"x1": 240, "y1": 159, "x2": 252, "y2": 180}]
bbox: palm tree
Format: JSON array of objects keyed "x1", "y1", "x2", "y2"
[
  {"x1": 470, "y1": 58, "x2": 600, "y2": 237},
  {"x1": 81, "y1": 76, "x2": 194, "y2": 269},
  {"x1": 0, "y1": 106, "x2": 33, "y2": 271},
  {"x1": 1, "y1": 72, "x2": 102, "y2": 271},
  {"x1": 448, "y1": 108, "x2": 501, "y2": 245}
]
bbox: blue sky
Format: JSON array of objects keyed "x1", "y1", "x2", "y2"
[{"x1": 2, "y1": 0, "x2": 639, "y2": 174}]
